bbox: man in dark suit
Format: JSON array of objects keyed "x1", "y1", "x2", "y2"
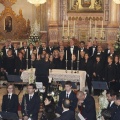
[
  {"x1": 55, "y1": 99, "x2": 75, "y2": 120},
  {"x1": 106, "y1": 90, "x2": 118, "y2": 118},
  {"x1": 21, "y1": 84, "x2": 40, "y2": 120},
  {"x1": 67, "y1": 39, "x2": 78, "y2": 60},
  {"x1": 88, "y1": 40, "x2": 98, "y2": 60},
  {"x1": 2, "y1": 84, "x2": 19, "y2": 115},
  {"x1": 47, "y1": 41, "x2": 55, "y2": 54},
  {"x1": 79, "y1": 41, "x2": 88, "y2": 53},
  {"x1": 39, "y1": 42, "x2": 49, "y2": 54},
  {"x1": 13, "y1": 43, "x2": 20, "y2": 57},
  {"x1": 112, "y1": 93, "x2": 120, "y2": 120},
  {"x1": 57, "y1": 81, "x2": 77, "y2": 114},
  {"x1": 77, "y1": 91, "x2": 96, "y2": 120}
]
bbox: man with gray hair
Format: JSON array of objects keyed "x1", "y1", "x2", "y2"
[{"x1": 76, "y1": 91, "x2": 96, "y2": 120}]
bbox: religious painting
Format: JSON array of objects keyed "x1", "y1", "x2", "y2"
[
  {"x1": 67, "y1": 0, "x2": 104, "y2": 13},
  {"x1": 81, "y1": 0, "x2": 91, "y2": 7},
  {"x1": 5, "y1": 16, "x2": 12, "y2": 32}
]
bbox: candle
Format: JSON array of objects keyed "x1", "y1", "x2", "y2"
[
  {"x1": 68, "y1": 20, "x2": 69, "y2": 36},
  {"x1": 77, "y1": 50, "x2": 79, "y2": 61},
  {"x1": 73, "y1": 20, "x2": 75, "y2": 37},
  {"x1": 95, "y1": 20, "x2": 97, "y2": 37},
  {"x1": 20, "y1": 42, "x2": 22, "y2": 48},
  {"x1": 62, "y1": 20, "x2": 64, "y2": 37},
  {"x1": 101, "y1": 20, "x2": 103, "y2": 38},
  {"x1": 90, "y1": 19, "x2": 91, "y2": 37},
  {"x1": 66, "y1": 50, "x2": 67, "y2": 60},
  {"x1": 26, "y1": 49, "x2": 28, "y2": 59}
]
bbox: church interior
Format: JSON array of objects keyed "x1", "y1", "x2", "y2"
[{"x1": 0, "y1": 0, "x2": 120, "y2": 120}]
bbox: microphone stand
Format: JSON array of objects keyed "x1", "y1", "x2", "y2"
[{"x1": 77, "y1": 59, "x2": 79, "y2": 73}]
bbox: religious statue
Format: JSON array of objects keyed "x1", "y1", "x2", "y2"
[
  {"x1": 94, "y1": 0, "x2": 102, "y2": 11},
  {"x1": 5, "y1": 16, "x2": 12, "y2": 32},
  {"x1": 72, "y1": 0, "x2": 79, "y2": 10}
]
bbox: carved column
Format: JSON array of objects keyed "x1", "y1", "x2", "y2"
[
  {"x1": 108, "y1": 0, "x2": 119, "y2": 27},
  {"x1": 49, "y1": 0, "x2": 59, "y2": 25}
]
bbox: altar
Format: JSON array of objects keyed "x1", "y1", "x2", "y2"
[{"x1": 21, "y1": 69, "x2": 86, "y2": 91}]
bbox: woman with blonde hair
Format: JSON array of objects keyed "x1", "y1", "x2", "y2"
[{"x1": 2, "y1": 84, "x2": 19, "y2": 116}]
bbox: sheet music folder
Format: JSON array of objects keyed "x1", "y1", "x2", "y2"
[{"x1": 92, "y1": 81, "x2": 108, "y2": 90}]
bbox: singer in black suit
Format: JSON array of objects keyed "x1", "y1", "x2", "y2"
[
  {"x1": 2, "y1": 84, "x2": 19, "y2": 115},
  {"x1": 77, "y1": 91, "x2": 96, "y2": 120},
  {"x1": 21, "y1": 84, "x2": 40, "y2": 120},
  {"x1": 57, "y1": 81, "x2": 77, "y2": 114},
  {"x1": 67, "y1": 39, "x2": 78, "y2": 60}
]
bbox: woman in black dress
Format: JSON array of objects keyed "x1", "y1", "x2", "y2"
[
  {"x1": 2, "y1": 49, "x2": 15, "y2": 75},
  {"x1": 15, "y1": 52, "x2": 26, "y2": 75},
  {"x1": 41, "y1": 96, "x2": 56, "y2": 120}
]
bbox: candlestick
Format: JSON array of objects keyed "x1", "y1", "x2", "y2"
[
  {"x1": 62, "y1": 20, "x2": 64, "y2": 37},
  {"x1": 90, "y1": 19, "x2": 91, "y2": 37},
  {"x1": 66, "y1": 50, "x2": 67, "y2": 60},
  {"x1": 68, "y1": 20, "x2": 69, "y2": 37},
  {"x1": 26, "y1": 49, "x2": 28, "y2": 59},
  {"x1": 73, "y1": 20, "x2": 75, "y2": 37},
  {"x1": 95, "y1": 20, "x2": 97, "y2": 37},
  {"x1": 101, "y1": 20, "x2": 103, "y2": 38},
  {"x1": 77, "y1": 50, "x2": 79, "y2": 61}
]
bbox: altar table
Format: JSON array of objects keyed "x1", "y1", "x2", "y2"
[{"x1": 21, "y1": 69, "x2": 86, "y2": 91}]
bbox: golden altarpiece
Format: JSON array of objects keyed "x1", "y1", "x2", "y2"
[{"x1": 0, "y1": 0, "x2": 119, "y2": 44}]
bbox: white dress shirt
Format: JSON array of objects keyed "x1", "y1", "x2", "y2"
[
  {"x1": 66, "y1": 91, "x2": 71, "y2": 98},
  {"x1": 8, "y1": 93, "x2": 12, "y2": 99},
  {"x1": 29, "y1": 93, "x2": 34, "y2": 100},
  {"x1": 70, "y1": 46, "x2": 74, "y2": 54}
]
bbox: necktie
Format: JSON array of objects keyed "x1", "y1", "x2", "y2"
[
  {"x1": 8, "y1": 95, "x2": 11, "y2": 100},
  {"x1": 66, "y1": 94, "x2": 69, "y2": 99},
  {"x1": 30, "y1": 96, "x2": 32, "y2": 101}
]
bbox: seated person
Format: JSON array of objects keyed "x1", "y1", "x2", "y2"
[
  {"x1": 57, "y1": 81, "x2": 77, "y2": 114},
  {"x1": 77, "y1": 91, "x2": 96, "y2": 120},
  {"x1": 54, "y1": 99, "x2": 75, "y2": 120},
  {"x1": 106, "y1": 90, "x2": 118, "y2": 118},
  {"x1": 101, "y1": 109, "x2": 111, "y2": 120},
  {"x1": 112, "y1": 93, "x2": 120, "y2": 120},
  {"x1": 2, "y1": 84, "x2": 19, "y2": 116},
  {"x1": 21, "y1": 84, "x2": 40, "y2": 120},
  {"x1": 41, "y1": 96, "x2": 56, "y2": 120}
]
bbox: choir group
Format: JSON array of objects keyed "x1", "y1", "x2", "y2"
[{"x1": 0, "y1": 38, "x2": 120, "y2": 120}]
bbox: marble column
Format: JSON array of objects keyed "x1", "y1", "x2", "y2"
[
  {"x1": 49, "y1": 0, "x2": 59, "y2": 25},
  {"x1": 108, "y1": 0, "x2": 119, "y2": 27}
]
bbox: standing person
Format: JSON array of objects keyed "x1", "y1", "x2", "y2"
[
  {"x1": 35, "y1": 58, "x2": 49, "y2": 97},
  {"x1": 114, "y1": 55, "x2": 120, "y2": 92},
  {"x1": 2, "y1": 84, "x2": 18, "y2": 116},
  {"x1": 83, "y1": 53, "x2": 93, "y2": 94},
  {"x1": 57, "y1": 81, "x2": 77, "y2": 114},
  {"x1": 79, "y1": 41, "x2": 88, "y2": 53},
  {"x1": 21, "y1": 84, "x2": 40, "y2": 120},
  {"x1": 2, "y1": 49, "x2": 15, "y2": 75},
  {"x1": 104, "y1": 56, "x2": 116, "y2": 90},
  {"x1": 67, "y1": 39, "x2": 78, "y2": 60},
  {"x1": 76, "y1": 91, "x2": 96, "y2": 120},
  {"x1": 15, "y1": 52, "x2": 26, "y2": 75}
]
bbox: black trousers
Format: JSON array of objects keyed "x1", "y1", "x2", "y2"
[
  {"x1": 36, "y1": 76, "x2": 49, "y2": 100},
  {"x1": 86, "y1": 76, "x2": 92, "y2": 94}
]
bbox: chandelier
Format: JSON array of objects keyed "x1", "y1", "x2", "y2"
[
  {"x1": 113, "y1": 0, "x2": 120, "y2": 4},
  {"x1": 27, "y1": 0, "x2": 46, "y2": 6}
]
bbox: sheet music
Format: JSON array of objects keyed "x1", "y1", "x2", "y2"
[{"x1": 78, "y1": 113, "x2": 85, "y2": 120}]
